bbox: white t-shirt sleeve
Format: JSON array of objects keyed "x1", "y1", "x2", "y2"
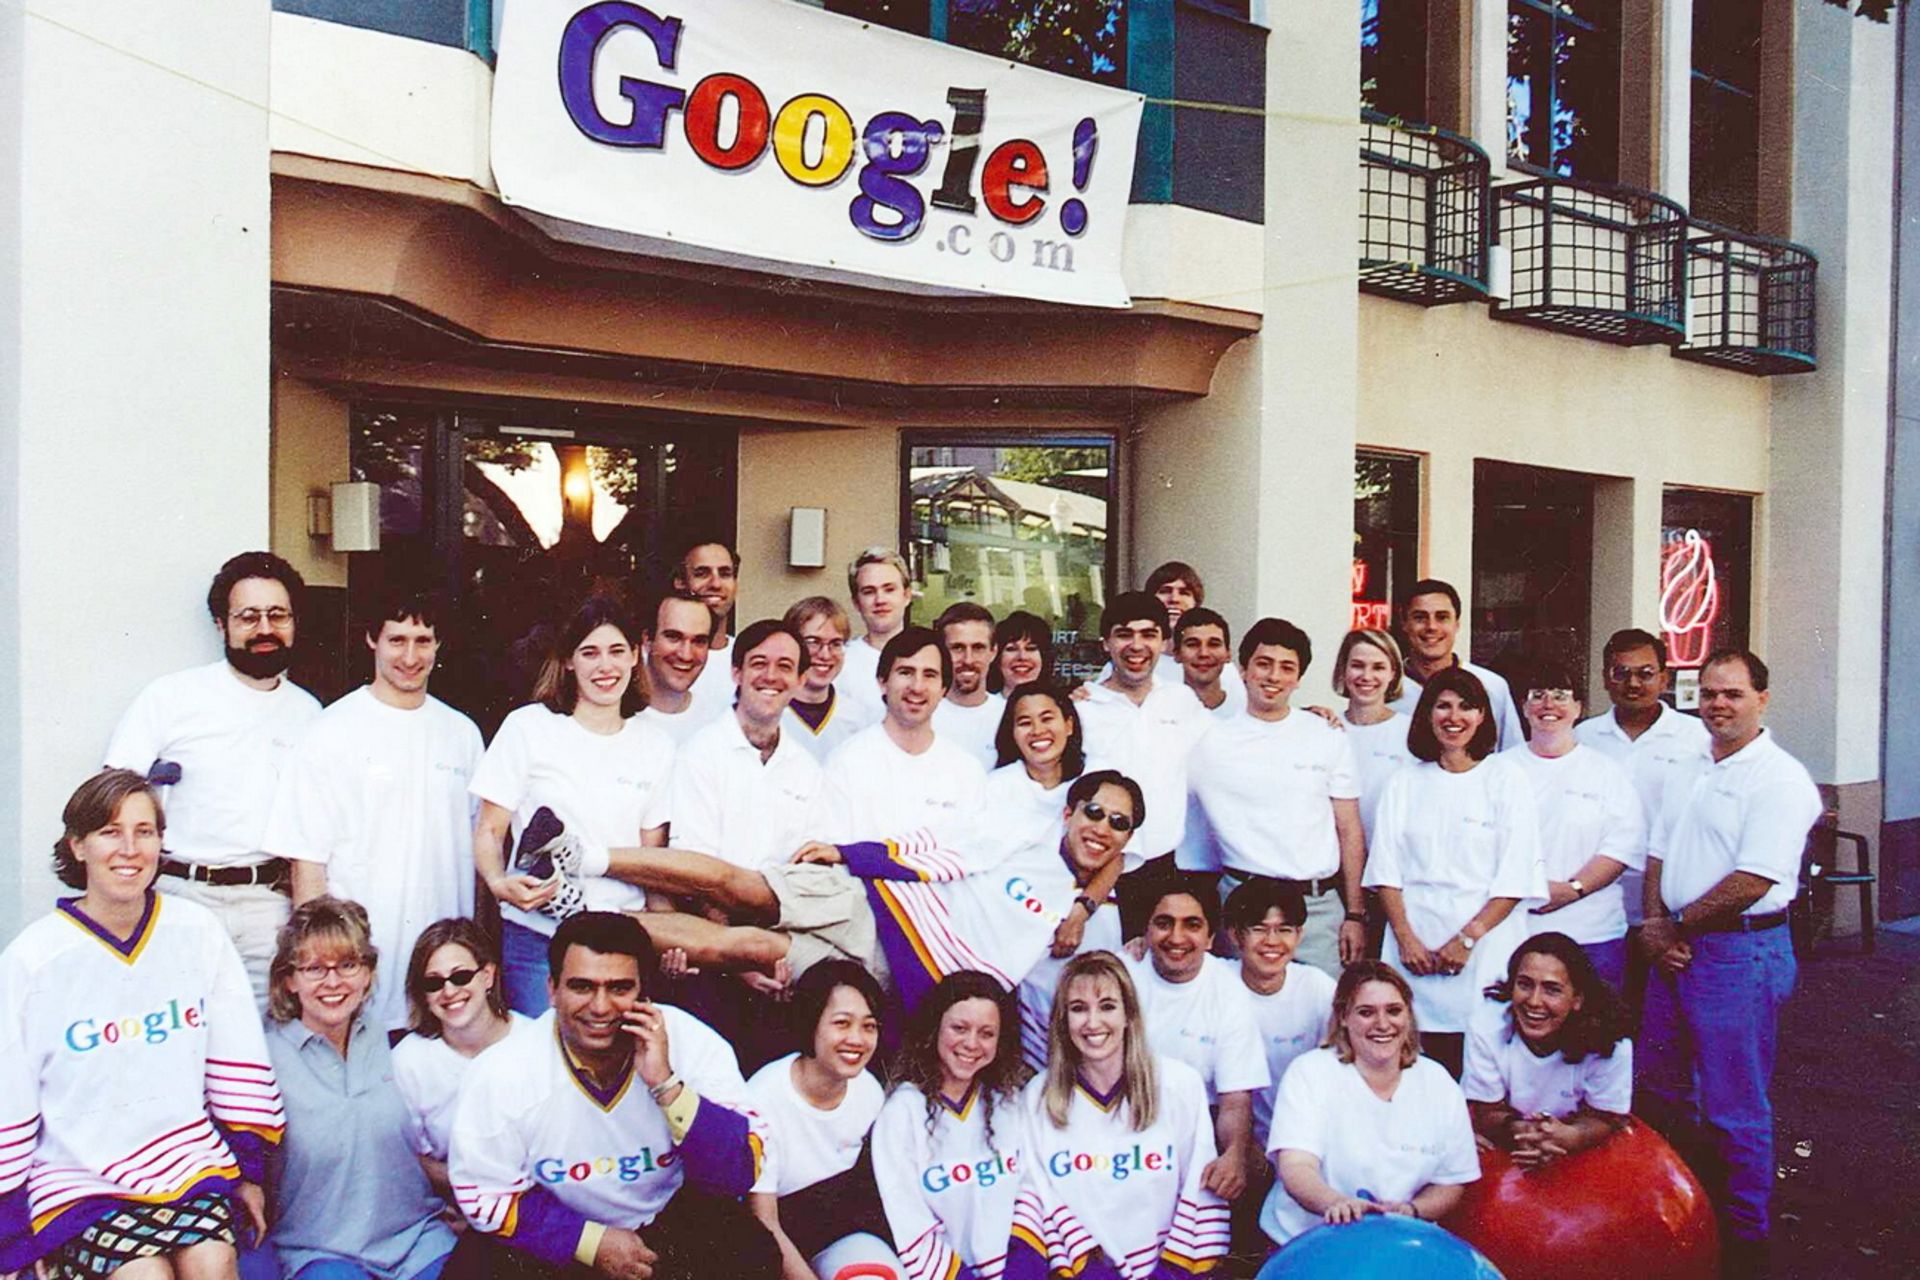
[
  {"x1": 103, "y1": 681, "x2": 166, "y2": 770},
  {"x1": 261, "y1": 738, "x2": 342, "y2": 865},
  {"x1": 1459, "y1": 1008, "x2": 1507, "y2": 1105},
  {"x1": 638, "y1": 737, "x2": 675, "y2": 835},
  {"x1": 1733, "y1": 770, "x2": 1823, "y2": 887},
  {"x1": 469, "y1": 713, "x2": 534, "y2": 812},
  {"x1": 1488, "y1": 766, "x2": 1548, "y2": 903},
  {"x1": 1594, "y1": 754, "x2": 1648, "y2": 872},
  {"x1": 1213, "y1": 977, "x2": 1273, "y2": 1097},
  {"x1": 1265, "y1": 1054, "x2": 1329, "y2": 1157},
  {"x1": 1429, "y1": 1075, "x2": 1481, "y2": 1185},
  {"x1": 1360, "y1": 771, "x2": 1412, "y2": 891},
  {"x1": 1326, "y1": 728, "x2": 1361, "y2": 802},
  {"x1": 1585, "y1": 1042, "x2": 1634, "y2": 1116}
]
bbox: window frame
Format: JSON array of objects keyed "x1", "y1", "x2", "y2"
[{"x1": 1505, "y1": 0, "x2": 1621, "y2": 181}]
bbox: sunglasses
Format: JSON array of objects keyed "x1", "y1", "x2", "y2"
[
  {"x1": 1077, "y1": 801, "x2": 1136, "y2": 834},
  {"x1": 420, "y1": 967, "x2": 481, "y2": 994}
]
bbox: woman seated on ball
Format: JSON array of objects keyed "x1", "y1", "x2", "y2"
[
  {"x1": 1463, "y1": 932, "x2": 1633, "y2": 1167},
  {"x1": 1259, "y1": 960, "x2": 1479, "y2": 1247}
]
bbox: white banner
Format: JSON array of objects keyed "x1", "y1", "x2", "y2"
[{"x1": 491, "y1": 0, "x2": 1144, "y2": 306}]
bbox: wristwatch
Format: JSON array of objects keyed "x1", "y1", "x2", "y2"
[
  {"x1": 1458, "y1": 932, "x2": 1477, "y2": 951},
  {"x1": 1344, "y1": 910, "x2": 1367, "y2": 924},
  {"x1": 1569, "y1": 878, "x2": 1587, "y2": 898},
  {"x1": 1074, "y1": 894, "x2": 1100, "y2": 916}
]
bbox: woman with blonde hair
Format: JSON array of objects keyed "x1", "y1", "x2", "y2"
[
  {"x1": 1006, "y1": 952, "x2": 1226, "y2": 1279},
  {"x1": 1258, "y1": 960, "x2": 1478, "y2": 1248},
  {"x1": 1332, "y1": 629, "x2": 1417, "y2": 842},
  {"x1": 264, "y1": 898, "x2": 454, "y2": 1280}
]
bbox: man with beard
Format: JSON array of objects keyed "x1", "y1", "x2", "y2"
[
  {"x1": 103, "y1": 551, "x2": 321, "y2": 1006},
  {"x1": 930, "y1": 601, "x2": 1001, "y2": 770}
]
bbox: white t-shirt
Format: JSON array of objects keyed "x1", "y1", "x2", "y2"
[
  {"x1": 823, "y1": 724, "x2": 986, "y2": 844},
  {"x1": 982, "y1": 764, "x2": 1072, "y2": 855},
  {"x1": 1342, "y1": 712, "x2": 1416, "y2": 841},
  {"x1": 873, "y1": 1083, "x2": 1023, "y2": 1280},
  {"x1": 1652, "y1": 729, "x2": 1822, "y2": 917},
  {"x1": 262, "y1": 687, "x2": 484, "y2": 1029},
  {"x1": 636, "y1": 688, "x2": 728, "y2": 748},
  {"x1": 1234, "y1": 961, "x2": 1336, "y2": 1142},
  {"x1": 1075, "y1": 681, "x2": 1213, "y2": 862},
  {"x1": 1122, "y1": 954, "x2": 1271, "y2": 1103},
  {"x1": 670, "y1": 713, "x2": 827, "y2": 870},
  {"x1": 747, "y1": 1053, "x2": 885, "y2": 1197},
  {"x1": 1502, "y1": 744, "x2": 1645, "y2": 945},
  {"x1": 1189, "y1": 711, "x2": 1360, "y2": 881},
  {"x1": 932, "y1": 694, "x2": 1006, "y2": 772},
  {"x1": 1576, "y1": 705, "x2": 1712, "y2": 925},
  {"x1": 784, "y1": 688, "x2": 878, "y2": 763},
  {"x1": 1460, "y1": 998, "x2": 1633, "y2": 1119},
  {"x1": 103, "y1": 660, "x2": 321, "y2": 867},
  {"x1": 1017, "y1": 900, "x2": 1124, "y2": 1070},
  {"x1": 1362, "y1": 756, "x2": 1547, "y2": 1032},
  {"x1": 468, "y1": 704, "x2": 676, "y2": 934},
  {"x1": 833, "y1": 635, "x2": 889, "y2": 726},
  {"x1": 1392, "y1": 658, "x2": 1527, "y2": 753},
  {"x1": 689, "y1": 641, "x2": 737, "y2": 716},
  {"x1": 1260, "y1": 1049, "x2": 1479, "y2": 1245},
  {"x1": 391, "y1": 1013, "x2": 537, "y2": 1160}
]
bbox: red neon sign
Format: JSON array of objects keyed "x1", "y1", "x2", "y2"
[
  {"x1": 1351, "y1": 560, "x2": 1390, "y2": 630},
  {"x1": 1659, "y1": 529, "x2": 1720, "y2": 669}
]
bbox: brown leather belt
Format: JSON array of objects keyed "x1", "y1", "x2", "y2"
[{"x1": 160, "y1": 857, "x2": 289, "y2": 889}]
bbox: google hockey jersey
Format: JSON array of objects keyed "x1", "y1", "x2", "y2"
[
  {"x1": 0, "y1": 894, "x2": 285, "y2": 1269},
  {"x1": 873, "y1": 1082, "x2": 1025, "y2": 1280}
]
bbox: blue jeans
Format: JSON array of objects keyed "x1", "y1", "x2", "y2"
[
  {"x1": 500, "y1": 920, "x2": 552, "y2": 1016},
  {"x1": 1583, "y1": 936, "x2": 1627, "y2": 991},
  {"x1": 1639, "y1": 926, "x2": 1796, "y2": 1241},
  {"x1": 292, "y1": 1256, "x2": 449, "y2": 1280}
]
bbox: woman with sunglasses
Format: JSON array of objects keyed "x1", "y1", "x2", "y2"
[
  {"x1": 0, "y1": 770, "x2": 283, "y2": 1280},
  {"x1": 1501, "y1": 664, "x2": 1645, "y2": 989},
  {"x1": 391, "y1": 919, "x2": 531, "y2": 1206},
  {"x1": 263, "y1": 897, "x2": 454, "y2": 1280},
  {"x1": 875, "y1": 973, "x2": 1030, "y2": 1280}
]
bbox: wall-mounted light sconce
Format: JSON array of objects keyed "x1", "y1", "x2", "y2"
[
  {"x1": 306, "y1": 492, "x2": 332, "y2": 540},
  {"x1": 330, "y1": 481, "x2": 381, "y2": 553},
  {"x1": 789, "y1": 507, "x2": 826, "y2": 568}
]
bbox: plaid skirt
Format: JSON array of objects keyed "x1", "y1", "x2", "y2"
[{"x1": 43, "y1": 1193, "x2": 237, "y2": 1280}]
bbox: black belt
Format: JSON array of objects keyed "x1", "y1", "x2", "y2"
[
  {"x1": 1225, "y1": 870, "x2": 1343, "y2": 898},
  {"x1": 160, "y1": 857, "x2": 289, "y2": 889},
  {"x1": 1694, "y1": 908, "x2": 1789, "y2": 935}
]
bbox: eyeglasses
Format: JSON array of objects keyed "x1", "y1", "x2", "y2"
[
  {"x1": 420, "y1": 967, "x2": 480, "y2": 994},
  {"x1": 230, "y1": 607, "x2": 294, "y2": 628},
  {"x1": 1242, "y1": 923, "x2": 1300, "y2": 940},
  {"x1": 1607, "y1": 664, "x2": 1660, "y2": 683},
  {"x1": 1524, "y1": 688, "x2": 1577, "y2": 705},
  {"x1": 295, "y1": 958, "x2": 366, "y2": 982},
  {"x1": 801, "y1": 637, "x2": 846, "y2": 654},
  {"x1": 1077, "y1": 801, "x2": 1136, "y2": 834}
]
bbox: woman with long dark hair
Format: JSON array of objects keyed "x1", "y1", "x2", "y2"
[
  {"x1": 1464, "y1": 932, "x2": 1633, "y2": 1167},
  {"x1": 874, "y1": 973, "x2": 1029, "y2": 1280}
]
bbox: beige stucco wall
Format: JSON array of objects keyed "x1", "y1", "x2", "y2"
[{"x1": 271, "y1": 376, "x2": 353, "y2": 589}]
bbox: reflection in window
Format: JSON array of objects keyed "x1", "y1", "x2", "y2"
[
  {"x1": 352, "y1": 408, "x2": 430, "y2": 541},
  {"x1": 1690, "y1": 0, "x2": 1761, "y2": 228},
  {"x1": 1361, "y1": 0, "x2": 1428, "y2": 121},
  {"x1": 825, "y1": 0, "x2": 932, "y2": 36},
  {"x1": 1507, "y1": 0, "x2": 1619, "y2": 180},
  {"x1": 1660, "y1": 488, "x2": 1752, "y2": 680},
  {"x1": 1353, "y1": 450, "x2": 1421, "y2": 631},
  {"x1": 948, "y1": 0, "x2": 1128, "y2": 87},
  {"x1": 906, "y1": 438, "x2": 1114, "y2": 682}
]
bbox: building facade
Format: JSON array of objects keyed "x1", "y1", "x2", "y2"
[{"x1": 0, "y1": 0, "x2": 1898, "y2": 938}]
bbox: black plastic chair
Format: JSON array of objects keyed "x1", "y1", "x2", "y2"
[{"x1": 1793, "y1": 825, "x2": 1876, "y2": 955}]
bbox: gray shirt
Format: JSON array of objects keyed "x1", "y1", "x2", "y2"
[{"x1": 265, "y1": 1015, "x2": 455, "y2": 1279}]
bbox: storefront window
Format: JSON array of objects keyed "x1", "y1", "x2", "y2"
[
  {"x1": 1353, "y1": 449, "x2": 1422, "y2": 633},
  {"x1": 1507, "y1": 0, "x2": 1620, "y2": 180},
  {"x1": 904, "y1": 434, "x2": 1115, "y2": 683},
  {"x1": 1660, "y1": 487, "x2": 1752, "y2": 706},
  {"x1": 1472, "y1": 460, "x2": 1594, "y2": 678}
]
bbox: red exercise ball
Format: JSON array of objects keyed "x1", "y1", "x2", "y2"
[{"x1": 1444, "y1": 1120, "x2": 1719, "y2": 1280}]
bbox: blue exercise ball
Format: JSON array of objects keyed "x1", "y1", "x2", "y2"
[{"x1": 1256, "y1": 1214, "x2": 1506, "y2": 1280}]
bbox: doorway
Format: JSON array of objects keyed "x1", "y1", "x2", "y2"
[
  {"x1": 1471, "y1": 460, "x2": 1595, "y2": 684},
  {"x1": 332, "y1": 404, "x2": 737, "y2": 735}
]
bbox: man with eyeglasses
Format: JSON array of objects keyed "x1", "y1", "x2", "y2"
[
  {"x1": 103, "y1": 551, "x2": 322, "y2": 1006},
  {"x1": 930, "y1": 601, "x2": 1002, "y2": 770},
  {"x1": 780, "y1": 597, "x2": 876, "y2": 761},
  {"x1": 1574, "y1": 629, "x2": 1711, "y2": 967}
]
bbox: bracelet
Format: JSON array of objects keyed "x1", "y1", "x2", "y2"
[
  {"x1": 647, "y1": 1074, "x2": 682, "y2": 1102},
  {"x1": 1344, "y1": 911, "x2": 1367, "y2": 924}
]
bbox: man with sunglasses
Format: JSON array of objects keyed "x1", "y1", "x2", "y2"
[
  {"x1": 102, "y1": 551, "x2": 321, "y2": 1007},
  {"x1": 518, "y1": 770, "x2": 1140, "y2": 1018},
  {"x1": 1575, "y1": 629, "x2": 1711, "y2": 992}
]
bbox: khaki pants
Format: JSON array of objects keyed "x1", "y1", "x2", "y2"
[{"x1": 157, "y1": 877, "x2": 290, "y2": 1011}]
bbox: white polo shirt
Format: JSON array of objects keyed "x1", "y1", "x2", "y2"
[
  {"x1": 1653, "y1": 729, "x2": 1821, "y2": 917},
  {"x1": 1122, "y1": 953, "x2": 1271, "y2": 1104},
  {"x1": 1392, "y1": 658, "x2": 1527, "y2": 752},
  {"x1": 1075, "y1": 680, "x2": 1212, "y2": 860},
  {"x1": 1502, "y1": 743, "x2": 1645, "y2": 946},
  {"x1": 932, "y1": 694, "x2": 1006, "y2": 772},
  {"x1": 689, "y1": 642, "x2": 737, "y2": 716},
  {"x1": 636, "y1": 687, "x2": 728, "y2": 747},
  {"x1": 1575, "y1": 704, "x2": 1712, "y2": 925},
  {"x1": 823, "y1": 723, "x2": 986, "y2": 844},
  {"x1": 671, "y1": 712, "x2": 829, "y2": 870},
  {"x1": 1189, "y1": 711, "x2": 1360, "y2": 882},
  {"x1": 833, "y1": 635, "x2": 888, "y2": 726}
]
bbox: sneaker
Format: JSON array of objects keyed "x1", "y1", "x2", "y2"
[
  {"x1": 540, "y1": 873, "x2": 587, "y2": 923},
  {"x1": 513, "y1": 807, "x2": 567, "y2": 880},
  {"x1": 147, "y1": 759, "x2": 183, "y2": 787}
]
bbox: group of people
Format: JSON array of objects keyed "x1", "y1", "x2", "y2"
[{"x1": 0, "y1": 543, "x2": 1821, "y2": 1280}]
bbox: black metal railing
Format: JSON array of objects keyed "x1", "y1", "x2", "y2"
[
  {"x1": 1494, "y1": 177, "x2": 1688, "y2": 345},
  {"x1": 1674, "y1": 222, "x2": 1818, "y2": 374},
  {"x1": 1359, "y1": 111, "x2": 1492, "y2": 304}
]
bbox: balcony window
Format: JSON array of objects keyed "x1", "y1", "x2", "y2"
[
  {"x1": 1506, "y1": 0, "x2": 1619, "y2": 180},
  {"x1": 1362, "y1": 0, "x2": 1429, "y2": 122},
  {"x1": 1690, "y1": 0, "x2": 1761, "y2": 230},
  {"x1": 947, "y1": 0, "x2": 1128, "y2": 87}
]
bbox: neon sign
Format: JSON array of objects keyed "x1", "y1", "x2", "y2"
[
  {"x1": 1659, "y1": 529, "x2": 1720, "y2": 669},
  {"x1": 1351, "y1": 560, "x2": 1391, "y2": 630}
]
